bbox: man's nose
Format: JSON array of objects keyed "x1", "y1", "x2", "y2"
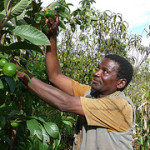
[{"x1": 94, "y1": 69, "x2": 102, "y2": 76}]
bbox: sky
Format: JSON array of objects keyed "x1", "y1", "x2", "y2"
[{"x1": 41, "y1": 0, "x2": 150, "y2": 46}]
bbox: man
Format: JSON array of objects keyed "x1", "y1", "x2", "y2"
[{"x1": 17, "y1": 8, "x2": 135, "y2": 150}]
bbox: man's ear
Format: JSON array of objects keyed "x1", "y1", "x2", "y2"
[{"x1": 117, "y1": 79, "x2": 127, "y2": 90}]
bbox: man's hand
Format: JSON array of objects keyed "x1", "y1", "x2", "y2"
[{"x1": 44, "y1": 7, "x2": 59, "y2": 37}]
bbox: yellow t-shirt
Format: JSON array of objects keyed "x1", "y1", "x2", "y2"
[{"x1": 72, "y1": 79, "x2": 133, "y2": 132}]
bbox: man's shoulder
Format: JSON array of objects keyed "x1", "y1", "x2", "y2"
[
  {"x1": 72, "y1": 79, "x2": 91, "y2": 96},
  {"x1": 109, "y1": 91, "x2": 135, "y2": 109}
]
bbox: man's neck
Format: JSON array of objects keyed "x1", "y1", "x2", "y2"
[{"x1": 90, "y1": 88, "x2": 119, "y2": 98}]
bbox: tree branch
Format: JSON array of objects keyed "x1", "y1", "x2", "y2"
[{"x1": 0, "y1": 3, "x2": 12, "y2": 30}]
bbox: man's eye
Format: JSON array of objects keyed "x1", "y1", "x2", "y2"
[
  {"x1": 96, "y1": 68, "x2": 99, "y2": 71},
  {"x1": 103, "y1": 69, "x2": 108, "y2": 73}
]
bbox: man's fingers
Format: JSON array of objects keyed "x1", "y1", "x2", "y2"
[
  {"x1": 48, "y1": 18, "x2": 55, "y2": 25},
  {"x1": 44, "y1": 7, "x2": 59, "y2": 35},
  {"x1": 47, "y1": 7, "x2": 54, "y2": 11},
  {"x1": 55, "y1": 14, "x2": 59, "y2": 24}
]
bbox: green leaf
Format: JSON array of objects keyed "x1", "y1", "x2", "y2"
[
  {"x1": 62, "y1": 120, "x2": 73, "y2": 134},
  {"x1": 49, "y1": 2, "x2": 60, "y2": 8},
  {"x1": 0, "y1": 116, "x2": 6, "y2": 130},
  {"x1": 140, "y1": 136, "x2": 143, "y2": 145},
  {"x1": 56, "y1": 7, "x2": 71, "y2": 19},
  {"x1": 0, "y1": 79, "x2": 4, "y2": 89},
  {"x1": 53, "y1": 133, "x2": 61, "y2": 149},
  {"x1": 65, "y1": 116, "x2": 76, "y2": 124},
  {"x1": 8, "y1": 110, "x2": 20, "y2": 118},
  {"x1": 90, "y1": 16, "x2": 98, "y2": 21},
  {"x1": 0, "y1": 10, "x2": 6, "y2": 16},
  {"x1": 66, "y1": 3, "x2": 74, "y2": 7},
  {"x1": 72, "y1": 8, "x2": 81, "y2": 17},
  {"x1": 0, "y1": 11, "x2": 6, "y2": 24},
  {"x1": 11, "y1": 25, "x2": 50, "y2": 46},
  {"x1": 10, "y1": 0, "x2": 29, "y2": 18},
  {"x1": 40, "y1": 125, "x2": 50, "y2": 143},
  {"x1": 0, "y1": 103, "x2": 6, "y2": 109},
  {"x1": 10, "y1": 11, "x2": 27, "y2": 26},
  {"x1": 39, "y1": 141, "x2": 50, "y2": 150},
  {"x1": 29, "y1": 116, "x2": 46, "y2": 123},
  {"x1": 0, "y1": 42, "x2": 43, "y2": 54},
  {"x1": 4, "y1": 0, "x2": 11, "y2": 13},
  {"x1": 5, "y1": 77, "x2": 15, "y2": 93},
  {"x1": 0, "y1": 53, "x2": 9, "y2": 59},
  {"x1": 42, "y1": 24, "x2": 49, "y2": 34},
  {"x1": 62, "y1": 120, "x2": 73, "y2": 127},
  {"x1": 44, "y1": 122, "x2": 59, "y2": 139},
  {"x1": 59, "y1": 19, "x2": 66, "y2": 30},
  {"x1": 27, "y1": 119, "x2": 43, "y2": 140}
]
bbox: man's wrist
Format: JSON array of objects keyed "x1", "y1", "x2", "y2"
[
  {"x1": 17, "y1": 71, "x2": 33, "y2": 85},
  {"x1": 49, "y1": 35, "x2": 57, "y2": 40}
]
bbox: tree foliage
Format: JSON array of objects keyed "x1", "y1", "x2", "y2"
[{"x1": 0, "y1": 0, "x2": 149, "y2": 149}]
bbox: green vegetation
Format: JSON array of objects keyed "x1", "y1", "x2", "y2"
[
  {"x1": 0, "y1": 0, "x2": 149, "y2": 149},
  {"x1": 20, "y1": 58, "x2": 27, "y2": 66}
]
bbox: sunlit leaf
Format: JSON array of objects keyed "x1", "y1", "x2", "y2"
[
  {"x1": 49, "y1": 2, "x2": 60, "y2": 8},
  {"x1": 4, "y1": 0, "x2": 11, "y2": 13},
  {"x1": 27, "y1": 119, "x2": 42, "y2": 140},
  {"x1": 40, "y1": 124, "x2": 50, "y2": 143},
  {"x1": 90, "y1": 16, "x2": 98, "y2": 21},
  {"x1": 44, "y1": 122, "x2": 59, "y2": 139},
  {"x1": 11, "y1": 25, "x2": 50, "y2": 46},
  {"x1": 29, "y1": 116, "x2": 46, "y2": 123},
  {"x1": 62, "y1": 120, "x2": 72, "y2": 127},
  {"x1": 10, "y1": 0, "x2": 29, "y2": 18}
]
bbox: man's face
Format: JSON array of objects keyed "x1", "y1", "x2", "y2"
[{"x1": 91, "y1": 58, "x2": 120, "y2": 96}]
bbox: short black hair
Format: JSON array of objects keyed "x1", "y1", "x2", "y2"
[{"x1": 104, "y1": 54, "x2": 133, "y2": 90}]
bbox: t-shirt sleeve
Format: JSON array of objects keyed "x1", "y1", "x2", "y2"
[
  {"x1": 80, "y1": 96, "x2": 133, "y2": 132},
  {"x1": 72, "y1": 79, "x2": 91, "y2": 97}
]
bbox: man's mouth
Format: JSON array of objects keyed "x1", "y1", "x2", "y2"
[
  {"x1": 92, "y1": 79, "x2": 98, "y2": 84},
  {"x1": 92, "y1": 78, "x2": 100, "y2": 84}
]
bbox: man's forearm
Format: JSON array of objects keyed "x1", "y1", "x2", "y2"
[
  {"x1": 19, "y1": 72, "x2": 68, "y2": 110},
  {"x1": 17, "y1": 72, "x2": 84, "y2": 115},
  {"x1": 46, "y1": 36, "x2": 62, "y2": 81}
]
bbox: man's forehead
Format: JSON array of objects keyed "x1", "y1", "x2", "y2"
[{"x1": 98, "y1": 58, "x2": 119, "y2": 70}]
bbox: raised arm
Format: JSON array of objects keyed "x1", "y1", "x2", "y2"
[{"x1": 45, "y1": 7, "x2": 74, "y2": 96}]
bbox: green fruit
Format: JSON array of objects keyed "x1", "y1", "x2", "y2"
[
  {"x1": 3, "y1": 63, "x2": 17, "y2": 77},
  {"x1": 0, "y1": 59, "x2": 8, "y2": 67},
  {"x1": 20, "y1": 58, "x2": 27, "y2": 66},
  {"x1": 45, "y1": 10, "x2": 55, "y2": 19},
  {"x1": 11, "y1": 122, "x2": 19, "y2": 128}
]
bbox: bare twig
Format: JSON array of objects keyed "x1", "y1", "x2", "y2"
[
  {"x1": 0, "y1": 28, "x2": 6, "y2": 46},
  {"x1": 0, "y1": 3, "x2": 12, "y2": 30}
]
